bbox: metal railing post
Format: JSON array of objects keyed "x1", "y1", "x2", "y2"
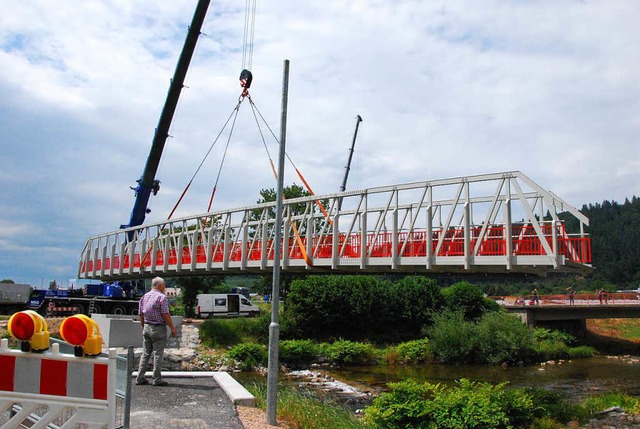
[{"x1": 123, "y1": 345, "x2": 134, "y2": 428}]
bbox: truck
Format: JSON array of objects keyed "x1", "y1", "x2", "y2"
[
  {"x1": 196, "y1": 293, "x2": 260, "y2": 318},
  {"x1": 0, "y1": 283, "x2": 32, "y2": 315},
  {"x1": 0, "y1": 281, "x2": 145, "y2": 316}
]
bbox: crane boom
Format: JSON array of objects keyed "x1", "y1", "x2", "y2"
[{"x1": 123, "y1": 0, "x2": 211, "y2": 230}]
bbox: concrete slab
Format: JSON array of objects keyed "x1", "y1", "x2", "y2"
[
  {"x1": 92, "y1": 314, "x2": 183, "y2": 347},
  {"x1": 213, "y1": 371, "x2": 256, "y2": 407},
  {"x1": 130, "y1": 376, "x2": 243, "y2": 429}
]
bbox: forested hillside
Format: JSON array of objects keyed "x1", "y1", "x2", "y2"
[{"x1": 571, "y1": 196, "x2": 640, "y2": 287}]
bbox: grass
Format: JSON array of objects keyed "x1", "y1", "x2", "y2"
[
  {"x1": 588, "y1": 319, "x2": 640, "y2": 342},
  {"x1": 244, "y1": 381, "x2": 365, "y2": 429}
]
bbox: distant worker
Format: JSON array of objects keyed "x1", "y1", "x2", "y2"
[
  {"x1": 597, "y1": 288, "x2": 603, "y2": 304},
  {"x1": 567, "y1": 287, "x2": 575, "y2": 305},
  {"x1": 532, "y1": 288, "x2": 540, "y2": 305},
  {"x1": 602, "y1": 289, "x2": 609, "y2": 304},
  {"x1": 136, "y1": 276, "x2": 177, "y2": 386}
]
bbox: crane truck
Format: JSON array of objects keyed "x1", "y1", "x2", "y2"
[
  {"x1": 1, "y1": 1, "x2": 214, "y2": 318},
  {"x1": 0, "y1": 281, "x2": 144, "y2": 316}
]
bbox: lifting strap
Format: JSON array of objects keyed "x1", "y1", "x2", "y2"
[{"x1": 247, "y1": 95, "x2": 333, "y2": 225}]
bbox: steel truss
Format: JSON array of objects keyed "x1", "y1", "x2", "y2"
[{"x1": 78, "y1": 171, "x2": 592, "y2": 279}]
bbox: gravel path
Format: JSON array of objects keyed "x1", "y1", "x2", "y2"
[{"x1": 237, "y1": 406, "x2": 289, "y2": 429}]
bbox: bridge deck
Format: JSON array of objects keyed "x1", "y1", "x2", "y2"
[{"x1": 78, "y1": 171, "x2": 592, "y2": 279}]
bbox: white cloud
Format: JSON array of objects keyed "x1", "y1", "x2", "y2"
[{"x1": 1, "y1": 0, "x2": 638, "y2": 285}]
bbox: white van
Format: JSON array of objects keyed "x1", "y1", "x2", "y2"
[{"x1": 196, "y1": 293, "x2": 260, "y2": 318}]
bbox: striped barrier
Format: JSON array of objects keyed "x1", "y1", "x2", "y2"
[{"x1": 0, "y1": 338, "x2": 117, "y2": 429}]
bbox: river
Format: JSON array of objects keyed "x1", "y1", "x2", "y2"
[{"x1": 327, "y1": 356, "x2": 640, "y2": 401}]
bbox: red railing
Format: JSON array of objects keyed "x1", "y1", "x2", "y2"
[{"x1": 80, "y1": 225, "x2": 592, "y2": 274}]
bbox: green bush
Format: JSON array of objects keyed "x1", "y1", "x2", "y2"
[
  {"x1": 522, "y1": 387, "x2": 582, "y2": 424},
  {"x1": 199, "y1": 313, "x2": 270, "y2": 347},
  {"x1": 280, "y1": 339, "x2": 320, "y2": 366},
  {"x1": 441, "y1": 281, "x2": 492, "y2": 320},
  {"x1": 427, "y1": 310, "x2": 478, "y2": 364},
  {"x1": 533, "y1": 327, "x2": 576, "y2": 345},
  {"x1": 200, "y1": 319, "x2": 242, "y2": 347},
  {"x1": 474, "y1": 311, "x2": 533, "y2": 364},
  {"x1": 323, "y1": 340, "x2": 377, "y2": 365},
  {"x1": 365, "y1": 378, "x2": 536, "y2": 429},
  {"x1": 395, "y1": 338, "x2": 432, "y2": 364},
  {"x1": 566, "y1": 345, "x2": 596, "y2": 359},
  {"x1": 283, "y1": 275, "x2": 444, "y2": 342},
  {"x1": 227, "y1": 343, "x2": 267, "y2": 371}
]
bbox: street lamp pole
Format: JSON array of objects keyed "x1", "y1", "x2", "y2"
[{"x1": 266, "y1": 59, "x2": 290, "y2": 426}]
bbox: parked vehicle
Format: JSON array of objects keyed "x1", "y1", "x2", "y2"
[
  {"x1": 0, "y1": 281, "x2": 145, "y2": 316},
  {"x1": 196, "y1": 293, "x2": 260, "y2": 318},
  {"x1": 0, "y1": 283, "x2": 32, "y2": 315}
]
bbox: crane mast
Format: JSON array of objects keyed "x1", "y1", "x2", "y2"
[{"x1": 123, "y1": 0, "x2": 211, "y2": 230}]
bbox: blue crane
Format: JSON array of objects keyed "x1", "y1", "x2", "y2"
[{"x1": 122, "y1": 0, "x2": 211, "y2": 231}]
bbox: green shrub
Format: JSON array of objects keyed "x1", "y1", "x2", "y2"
[
  {"x1": 566, "y1": 345, "x2": 596, "y2": 359},
  {"x1": 474, "y1": 311, "x2": 533, "y2": 364},
  {"x1": 532, "y1": 340, "x2": 571, "y2": 361},
  {"x1": 533, "y1": 327, "x2": 576, "y2": 345},
  {"x1": 365, "y1": 378, "x2": 535, "y2": 429},
  {"x1": 230, "y1": 312, "x2": 271, "y2": 343},
  {"x1": 427, "y1": 310, "x2": 477, "y2": 364},
  {"x1": 324, "y1": 340, "x2": 377, "y2": 365},
  {"x1": 199, "y1": 313, "x2": 270, "y2": 348},
  {"x1": 280, "y1": 339, "x2": 320, "y2": 366},
  {"x1": 441, "y1": 281, "x2": 491, "y2": 320},
  {"x1": 283, "y1": 275, "x2": 444, "y2": 342},
  {"x1": 200, "y1": 319, "x2": 241, "y2": 347},
  {"x1": 227, "y1": 343, "x2": 267, "y2": 371},
  {"x1": 522, "y1": 387, "x2": 580, "y2": 424},
  {"x1": 395, "y1": 338, "x2": 432, "y2": 364}
]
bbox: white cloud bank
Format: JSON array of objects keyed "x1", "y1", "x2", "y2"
[{"x1": 0, "y1": 0, "x2": 638, "y2": 285}]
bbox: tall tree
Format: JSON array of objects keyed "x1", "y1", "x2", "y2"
[{"x1": 174, "y1": 275, "x2": 225, "y2": 317}]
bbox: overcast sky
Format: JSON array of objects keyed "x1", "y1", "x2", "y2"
[{"x1": 1, "y1": 1, "x2": 638, "y2": 287}]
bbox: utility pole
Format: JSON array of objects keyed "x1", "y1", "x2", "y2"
[
  {"x1": 338, "y1": 114, "x2": 362, "y2": 210},
  {"x1": 266, "y1": 59, "x2": 290, "y2": 426}
]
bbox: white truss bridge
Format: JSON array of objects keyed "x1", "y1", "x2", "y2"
[{"x1": 78, "y1": 171, "x2": 592, "y2": 280}]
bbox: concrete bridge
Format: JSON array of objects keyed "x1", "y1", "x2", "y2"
[{"x1": 499, "y1": 293, "x2": 640, "y2": 331}]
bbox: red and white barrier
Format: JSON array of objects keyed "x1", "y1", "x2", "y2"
[{"x1": 0, "y1": 338, "x2": 116, "y2": 429}]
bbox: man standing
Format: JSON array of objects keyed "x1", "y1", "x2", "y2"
[{"x1": 136, "y1": 276, "x2": 177, "y2": 386}]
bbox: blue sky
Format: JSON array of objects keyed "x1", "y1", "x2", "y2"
[{"x1": 1, "y1": 1, "x2": 638, "y2": 287}]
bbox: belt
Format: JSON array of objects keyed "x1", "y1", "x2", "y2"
[{"x1": 145, "y1": 323, "x2": 165, "y2": 326}]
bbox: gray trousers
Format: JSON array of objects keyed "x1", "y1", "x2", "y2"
[{"x1": 137, "y1": 324, "x2": 167, "y2": 384}]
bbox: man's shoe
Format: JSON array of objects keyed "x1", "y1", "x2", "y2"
[
  {"x1": 136, "y1": 379, "x2": 149, "y2": 385},
  {"x1": 153, "y1": 380, "x2": 169, "y2": 386}
]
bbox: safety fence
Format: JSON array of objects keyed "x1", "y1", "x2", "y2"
[{"x1": 0, "y1": 341, "x2": 134, "y2": 429}]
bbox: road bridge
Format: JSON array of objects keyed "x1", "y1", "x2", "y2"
[{"x1": 78, "y1": 171, "x2": 592, "y2": 280}]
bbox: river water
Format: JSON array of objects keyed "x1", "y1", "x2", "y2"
[{"x1": 327, "y1": 357, "x2": 640, "y2": 401}]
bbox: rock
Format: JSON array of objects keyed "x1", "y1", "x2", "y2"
[
  {"x1": 595, "y1": 406, "x2": 623, "y2": 415},
  {"x1": 566, "y1": 421, "x2": 579, "y2": 428}
]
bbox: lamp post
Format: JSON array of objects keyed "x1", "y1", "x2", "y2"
[{"x1": 266, "y1": 59, "x2": 290, "y2": 426}]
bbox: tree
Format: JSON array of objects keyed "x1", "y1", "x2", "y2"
[
  {"x1": 49, "y1": 280, "x2": 58, "y2": 290},
  {"x1": 174, "y1": 275, "x2": 224, "y2": 317},
  {"x1": 251, "y1": 183, "x2": 320, "y2": 298},
  {"x1": 0, "y1": 279, "x2": 15, "y2": 284}
]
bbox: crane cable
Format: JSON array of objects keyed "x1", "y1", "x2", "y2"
[
  {"x1": 246, "y1": 94, "x2": 336, "y2": 267},
  {"x1": 247, "y1": 95, "x2": 333, "y2": 225},
  {"x1": 241, "y1": 0, "x2": 257, "y2": 71},
  {"x1": 139, "y1": 97, "x2": 245, "y2": 267}
]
